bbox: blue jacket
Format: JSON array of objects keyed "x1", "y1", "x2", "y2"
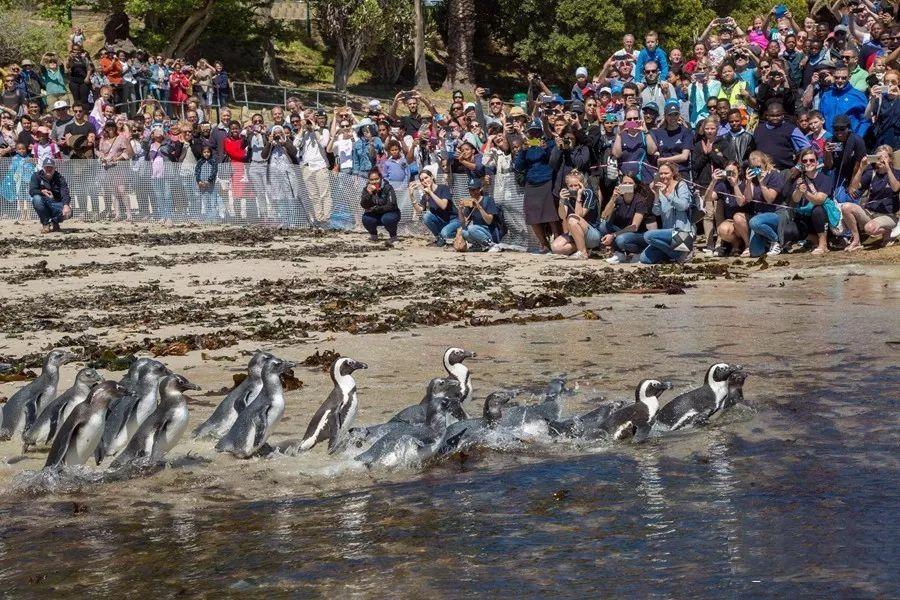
[
  {"x1": 512, "y1": 139, "x2": 555, "y2": 185},
  {"x1": 818, "y1": 85, "x2": 870, "y2": 138},
  {"x1": 352, "y1": 138, "x2": 377, "y2": 175},
  {"x1": 634, "y1": 47, "x2": 669, "y2": 84}
]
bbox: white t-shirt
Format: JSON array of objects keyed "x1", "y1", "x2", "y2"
[
  {"x1": 302, "y1": 128, "x2": 329, "y2": 171},
  {"x1": 332, "y1": 135, "x2": 354, "y2": 170}
]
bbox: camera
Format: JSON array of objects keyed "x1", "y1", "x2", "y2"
[
  {"x1": 482, "y1": 87, "x2": 492, "y2": 97},
  {"x1": 561, "y1": 137, "x2": 573, "y2": 150}
]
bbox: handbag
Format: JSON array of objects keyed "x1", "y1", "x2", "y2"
[
  {"x1": 671, "y1": 230, "x2": 694, "y2": 253},
  {"x1": 453, "y1": 228, "x2": 468, "y2": 252}
]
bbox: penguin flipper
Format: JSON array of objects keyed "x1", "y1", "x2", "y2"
[
  {"x1": 23, "y1": 400, "x2": 38, "y2": 436},
  {"x1": 325, "y1": 410, "x2": 344, "y2": 455},
  {"x1": 45, "y1": 410, "x2": 85, "y2": 469},
  {"x1": 442, "y1": 426, "x2": 469, "y2": 453},
  {"x1": 251, "y1": 409, "x2": 271, "y2": 453}
]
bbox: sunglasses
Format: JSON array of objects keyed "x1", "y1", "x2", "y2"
[
  {"x1": 489, "y1": 101, "x2": 502, "y2": 106},
  {"x1": 624, "y1": 117, "x2": 640, "y2": 121},
  {"x1": 644, "y1": 69, "x2": 658, "y2": 74},
  {"x1": 623, "y1": 93, "x2": 636, "y2": 98},
  {"x1": 801, "y1": 158, "x2": 817, "y2": 163}
]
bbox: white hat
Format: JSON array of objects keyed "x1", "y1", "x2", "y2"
[
  {"x1": 354, "y1": 117, "x2": 374, "y2": 130},
  {"x1": 576, "y1": 66, "x2": 589, "y2": 78},
  {"x1": 464, "y1": 102, "x2": 476, "y2": 111},
  {"x1": 52, "y1": 100, "x2": 70, "y2": 110},
  {"x1": 368, "y1": 99, "x2": 381, "y2": 110}
]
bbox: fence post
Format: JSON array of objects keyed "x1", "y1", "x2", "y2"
[
  {"x1": 243, "y1": 83, "x2": 249, "y2": 110},
  {"x1": 283, "y1": 87, "x2": 287, "y2": 110}
]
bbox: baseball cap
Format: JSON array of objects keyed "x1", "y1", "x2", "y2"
[
  {"x1": 43, "y1": 158, "x2": 56, "y2": 168},
  {"x1": 20, "y1": 59, "x2": 34, "y2": 67},
  {"x1": 641, "y1": 101, "x2": 660, "y2": 114},
  {"x1": 368, "y1": 99, "x2": 381, "y2": 110},
  {"x1": 599, "y1": 86, "x2": 612, "y2": 95},
  {"x1": 526, "y1": 118, "x2": 543, "y2": 131},
  {"x1": 833, "y1": 115, "x2": 851, "y2": 128},
  {"x1": 549, "y1": 94, "x2": 566, "y2": 106},
  {"x1": 570, "y1": 100, "x2": 585, "y2": 114},
  {"x1": 664, "y1": 98, "x2": 681, "y2": 114},
  {"x1": 467, "y1": 175, "x2": 483, "y2": 189},
  {"x1": 52, "y1": 100, "x2": 70, "y2": 110},
  {"x1": 464, "y1": 102, "x2": 476, "y2": 111},
  {"x1": 576, "y1": 66, "x2": 589, "y2": 78},
  {"x1": 833, "y1": 24, "x2": 849, "y2": 34},
  {"x1": 508, "y1": 106, "x2": 526, "y2": 118}
]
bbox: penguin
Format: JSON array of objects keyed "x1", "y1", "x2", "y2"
[
  {"x1": 547, "y1": 397, "x2": 625, "y2": 438},
  {"x1": 440, "y1": 391, "x2": 514, "y2": 454},
  {"x1": 192, "y1": 351, "x2": 272, "y2": 440},
  {"x1": 498, "y1": 377, "x2": 570, "y2": 429},
  {"x1": 293, "y1": 357, "x2": 368, "y2": 454},
  {"x1": 355, "y1": 378, "x2": 463, "y2": 469},
  {"x1": 95, "y1": 360, "x2": 171, "y2": 464},
  {"x1": 112, "y1": 374, "x2": 201, "y2": 468},
  {"x1": 388, "y1": 347, "x2": 475, "y2": 425},
  {"x1": 593, "y1": 380, "x2": 672, "y2": 441},
  {"x1": 653, "y1": 363, "x2": 743, "y2": 434},
  {"x1": 345, "y1": 377, "x2": 464, "y2": 450},
  {"x1": 44, "y1": 381, "x2": 128, "y2": 469},
  {"x1": 720, "y1": 370, "x2": 749, "y2": 411},
  {"x1": 0, "y1": 349, "x2": 76, "y2": 440},
  {"x1": 216, "y1": 357, "x2": 295, "y2": 459},
  {"x1": 118, "y1": 357, "x2": 153, "y2": 391},
  {"x1": 22, "y1": 368, "x2": 104, "y2": 452}
]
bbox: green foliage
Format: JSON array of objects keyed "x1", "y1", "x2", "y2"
[{"x1": 0, "y1": 9, "x2": 68, "y2": 65}]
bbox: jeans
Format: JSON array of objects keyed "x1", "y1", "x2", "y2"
[
  {"x1": 422, "y1": 211, "x2": 460, "y2": 242},
  {"x1": 199, "y1": 189, "x2": 223, "y2": 221},
  {"x1": 749, "y1": 212, "x2": 779, "y2": 257},
  {"x1": 362, "y1": 210, "x2": 401, "y2": 237},
  {"x1": 181, "y1": 173, "x2": 200, "y2": 220},
  {"x1": 640, "y1": 228, "x2": 683, "y2": 264},
  {"x1": 152, "y1": 177, "x2": 173, "y2": 220},
  {"x1": 461, "y1": 224, "x2": 493, "y2": 247},
  {"x1": 31, "y1": 194, "x2": 67, "y2": 225},
  {"x1": 597, "y1": 221, "x2": 648, "y2": 254}
]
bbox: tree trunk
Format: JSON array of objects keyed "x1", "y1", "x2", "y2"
[
  {"x1": 413, "y1": 0, "x2": 428, "y2": 89},
  {"x1": 261, "y1": 38, "x2": 280, "y2": 83},
  {"x1": 333, "y1": 36, "x2": 364, "y2": 92},
  {"x1": 164, "y1": 0, "x2": 216, "y2": 57},
  {"x1": 443, "y1": 0, "x2": 475, "y2": 90}
]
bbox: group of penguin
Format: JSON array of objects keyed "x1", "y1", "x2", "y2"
[{"x1": 0, "y1": 347, "x2": 749, "y2": 473}]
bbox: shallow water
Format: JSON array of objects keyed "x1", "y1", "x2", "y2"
[{"x1": 1, "y1": 264, "x2": 898, "y2": 597}]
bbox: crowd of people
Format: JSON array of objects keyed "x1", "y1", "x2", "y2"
[{"x1": 1, "y1": 3, "x2": 899, "y2": 261}]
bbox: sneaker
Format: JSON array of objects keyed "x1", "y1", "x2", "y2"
[
  {"x1": 435, "y1": 237, "x2": 446, "y2": 247},
  {"x1": 388, "y1": 236, "x2": 399, "y2": 244},
  {"x1": 606, "y1": 251, "x2": 627, "y2": 264},
  {"x1": 891, "y1": 220, "x2": 900, "y2": 240},
  {"x1": 566, "y1": 251, "x2": 588, "y2": 260},
  {"x1": 713, "y1": 246, "x2": 728, "y2": 258},
  {"x1": 702, "y1": 247, "x2": 714, "y2": 255},
  {"x1": 675, "y1": 250, "x2": 694, "y2": 264},
  {"x1": 529, "y1": 247, "x2": 550, "y2": 255},
  {"x1": 766, "y1": 242, "x2": 782, "y2": 256},
  {"x1": 368, "y1": 235, "x2": 379, "y2": 242},
  {"x1": 40, "y1": 224, "x2": 52, "y2": 234},
  {"x1": 51, "y1": 221, "x2": 61, "y2": 232},
  {"x1": 487, "y1": 244, "x2": 501, "y2": 253}
]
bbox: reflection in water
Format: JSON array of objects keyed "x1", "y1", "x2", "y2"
[
  {"x1": 338, "y1": 492, "x2": 374, "y2": 560},
  {"x1": 707, "y1": 435, "x2": 742, "y2": 576}
]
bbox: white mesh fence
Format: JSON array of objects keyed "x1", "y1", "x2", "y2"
[{"x1": 2, "y1": 158, "x2": 538, "y2": 248}]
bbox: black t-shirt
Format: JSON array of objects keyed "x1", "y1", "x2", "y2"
[
  {"x1": 713, "y1": 180, "x2": 749, "y2": 219},
  {"x1": 829, "y1": 134, "x2": 866, "y2": 192},
  {"x1": 399, "y1": 113, "x2": 423, "y2": 137},
  {"x1": 64, "y1": 120, "x2": 93, "y2": 138},
  {"x1": 610, "y1": 192, "x2": 651, "y2": 231},
  {"x1": 795, "y1": 171, "x2": 833, "y2": 202},
  {"x1": 749, "y1": 170, "x2": 786, "y2": 214},
  {"x1": 860, "y1": 167, "x2": 900, "y2": 215},
  {"x1": 421, "y1": 183, "x2": 455, "y2": 222},
  {"x1": 652, "y1": 125, "x2": 693, "y2": 174},
  {"x1": 1, "y1": 90, "x2": 24, "y2": 114}
]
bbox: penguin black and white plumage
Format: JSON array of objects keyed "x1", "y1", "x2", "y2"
[
  {"x1": 44, "y1": 381, "x2": 128, "y2": 469},
  {"x1": 118, "y1": 357, "x2": 153, "y2": 392},
  {"x1": 355, "y1": 378, "x2": 463, "y2": 468},
  {"x1": 192, "y1": 351, "x2": 272, "y2": 440},
  {"x1": 388, "y1": 347, "x2": 475, "y2": 426},
  {"x1": 216, "y1": 357, "x2": 295, "y2": 459},
  {"x1": 95, "y1": 359, "x2": 171, "y2": 464},
  {"x1": 594, "y1": 380, "x2": 672, "y2": 441},
  {"x1": 293, "y1": 357, "x2": 368, "y2": 454},
  {"x1": 653, "y1": 363, "x2": 743, "y2": 434},
  {"x1": 112, "y1": 374, "x2": 200, "y2": 468},
  {"x1": 721, "y1": 370, "x2": 748, "y2": 411},
  {"x1": 498, "y1": 377, "x2": 569, "y2": 429},
  {"x1": 440, "y1": 391, "x2": 513, "y2": 454},
  {"x1": 22, "y1": 368, "x2": 104, "y2": 452},
  {"x1": 547, "y1": 396, "x2": 625, "y2": 438},
  {"x1": 0, "y1": 349, "x2": 76, "y2": 441}
]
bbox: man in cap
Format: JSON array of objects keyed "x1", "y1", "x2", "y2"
[
  {"x1": 50, "y1": 100, "x2": 73, "y2": 143},
  {"x1": 18, "y1": 59, "x2": 44, "y2": 104},
  {"x1": 459, "y1": 175, "x2": 502, "y2": 251},
  {"x1": 652, "y1": 98, "x2": 693, "y2": 177},
  {"x1": 823, "y1": 114, "x2": 867, "y2": 195},
  {"x1": 29, "y1": 158, "x2": 71, "y2": 233},
  {"x1": 641, "y1": 101, "x2": 660, "y2": 129}
]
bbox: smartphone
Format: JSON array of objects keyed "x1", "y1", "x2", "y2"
[
  {"x1": 538, "y1": 93, "x2": 554, "y2": 104},
  {"x1": 866, "y1": 154, "x2": 881, "y2": 163},
  {"x1": 482, "y1": 87, "x2": 492, "y2": 97},
  {"x1": 390, "y1": 127, "x2": 400, "y2": 136},
  {"x1": 401, "y1": 91, "x2": 413, "y2": 101},
  {"x1": 526, "y1": 138, "x2": 542, "y2": 147},
  {"x1": 619, "y1": 183, "x2": 634, "y2": 194}
]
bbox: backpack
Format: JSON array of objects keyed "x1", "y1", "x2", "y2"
[{"x1": 493, "y1": 204, "x2": 509, "y2": 243}]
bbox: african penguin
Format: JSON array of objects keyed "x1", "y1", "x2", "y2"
[
  {"x1": 653, "y1": 363, "x2": 743, "y2": 433},
  {"x1": 498, "y1": 377, "x2": 570, "y2": 429},
  {"x1": 595, "y1": 380, "x2": 672, "y2": 441},
  {"x1": 118, "y1": 357, "x2": 154, "y2": 392},
  {"x1": 95, "y1": 359, "x2": 171, "y2": 464},
  {"x1": 548, "y1": 396, "x2": 625, "y2": 438},
  {"x1": 23, "y1": 368, "x2": 104, "y2": 452},
  {"x1": 216, "y1": 357, "x2": 295, "y2": 459},
  {"x1": 44, "y1": 381, "x2": 128, "y2": 469},
  {"x1": 192, "y1": 351, "x2": 272, "y2": 440},
  {"x1": 293, "y1": 357, "x2": 368, "y2": 454},
  {"x1": 440, "y1": 391, "x2": 514, "y2": 454},
  {"x1": 388, "y1": 347, "x2": 475, "y2": 425},
  {"x1": 0, "y1": 349, "x2": 76, "y2": 440},
  {"x1": 355, "y1": 378, "x2": 463, "y2": 468},
  {"x1": 112, "y1": 374, "x2": 200, "y2": 468}
]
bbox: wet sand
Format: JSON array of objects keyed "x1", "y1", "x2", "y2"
[{"x1": 0, "y1": 221, "x2": 898, "y2": 596}]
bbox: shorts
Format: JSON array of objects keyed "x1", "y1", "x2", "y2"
[
  {"x1": 584, "y1": 224, "x2": 602, "y2": 249},
  {"x1": 866, "y1": 212, "x2": 897, "y2": 230}
]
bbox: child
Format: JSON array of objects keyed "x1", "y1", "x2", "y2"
[
  {"x1": 194, "y1": 145, "x2": 222, "y2": 221},
  {"x1": 0, "y1": 143, "x2": 36, "y2": 221}
]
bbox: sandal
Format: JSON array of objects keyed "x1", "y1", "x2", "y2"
[
  {"x1": 811, "y1": 247, "x2": 827, "y2": 256},
  {"x1": 844, "y1": 242, "x2": 863, "y2": 252}
]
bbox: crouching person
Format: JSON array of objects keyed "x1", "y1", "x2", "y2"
[
  {"x1": 361, "y1": 168, "x2": 401, "y2": 243},
  {"x1": 458, "y1": 176, "x2": 503, "y2": 251},
  {"x1": 551, "y1": 169, "x2": 602, "y2": 260},
  {"x1": 30, "y1": 158, "x2": 72, "y2": 233}
]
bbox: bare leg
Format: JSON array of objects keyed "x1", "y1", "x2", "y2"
[
  {"x1": 840, "y1": 203, "x2": 866, "y2": 249},
  {"x1": 531, "y1": 223, "x2": 550, "y2": 250},
  {"x1": 733, "y1": 213, "x2": 750, "y2": 251},
  {"x1": 567, "y1": 214, "x2": 590, "y2": 255}
]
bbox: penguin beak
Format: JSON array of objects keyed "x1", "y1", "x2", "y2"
[
  {"x1": 661, "y1": 381, "x2": 673, "y2": 389},
  {"x1": 353, "y1": 361, "x2": 368, "y2": 371},
  {"x1": 463, "y1": 350, "x2": 476, "y2": 359},
  {"x1": 184, "y1": 382, "x2": 202, "y2": 391},
  {"x1": 62, "y1": 351, "x2": 78, "y2": 363},
  {"x1": 280, "y1": 361, "x2": 296, "y2": 373},
  {"x1": 726, "y1": 365, "x2": 743, "y2": 376}
]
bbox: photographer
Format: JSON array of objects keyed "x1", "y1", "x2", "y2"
[
  {"x1": 652, "y1": 99, "x2": 693, "y2": 179},
  {"x1": 351, "y1": 118, "x2": 380, "y2": 177},
  {"x1": 550, "y1": 169, "x2": 602, "y2": 260},
  {"x1": 612, "y1": 107, "x2": 658, "y2": 184},
  {"x1": 457, "y1": 176, "x2": 502, "y2": 251},
  {"x1": 864, "y1": 69, "x2": 899, "y2": 148},
  {"x1": 327, "y1": 109, "x2": 356, "y2": 175},
  {"x1": 389, "y1": 90, "x2": 437, "y2": 136},
  {"x1": 549, "y1": 124, "x2": 591, "y2": 198},
  {"x1": 824, "y1": 114, "x2": 867, "y2": 198},
  {"x1": 360, "y1": 168, "x2": 401, "y2": 243},
  {"x1": 298, "y1": 111, "x2": 331, "y2": 225},
  {"x1": 842, "y1": 145, "x2": 900, "y2": 250},
  {"x1": 411, "y1": 169, "x2": 457, "y2": 246},
  {"x1": 755, "y1": 66, "x2": 799, "y2": 117},
  {"x1": 260, "y1": 124, "x2": 298, "y2": 222},
  {"x1": 512, "y1": 119, "x2": 561, "y2": 253},
  {"x1": 687, "y1": 61, "x2": 721, "y2": 127},
  {"x1": 598, "y1": 169, "x2": 653, "y2": 263},
  {"x1": 704, "y1": 161, "x2": 749, "y2": 256},
  {"x1": 474, "y1": 87, "x2": 505, "y2": 130}
]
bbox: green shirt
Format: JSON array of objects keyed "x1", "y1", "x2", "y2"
[
  {"x1": 849, "y1": 66, "x2": 869, "y2": 93},
  {"x1": 42, "y1": 68, "x2": 67, "y2": 96}
]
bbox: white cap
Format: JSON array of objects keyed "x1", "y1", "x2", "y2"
[
  {"x1": 576, "y1": 66, "x2": 589, "y2": 78},
  {"x1": 368, "y1": 99, "x2": 381, "y2": 110},
  {"x1": 52, "y1": 100, "x2": 70, "y2": 110},
  {"x1": 464, "y1": 102, "x2": 476, "y2": 111},
  {"x1": 354, "y1": 117, "x2": 374, "y2": 130}
]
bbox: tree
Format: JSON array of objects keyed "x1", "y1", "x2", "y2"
[
  {"x1": 443, "y1": 0, "x2": 475, "y2": 89},
  {"x1": 313, "y1": 0, "x2": 384, "y2": 91},
  {"x1": 413, "y1": 0, "x2": 428, "y2": 88},
  {"x1": 367, "y1": 0, "x2": 414, "y2": 85}
]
